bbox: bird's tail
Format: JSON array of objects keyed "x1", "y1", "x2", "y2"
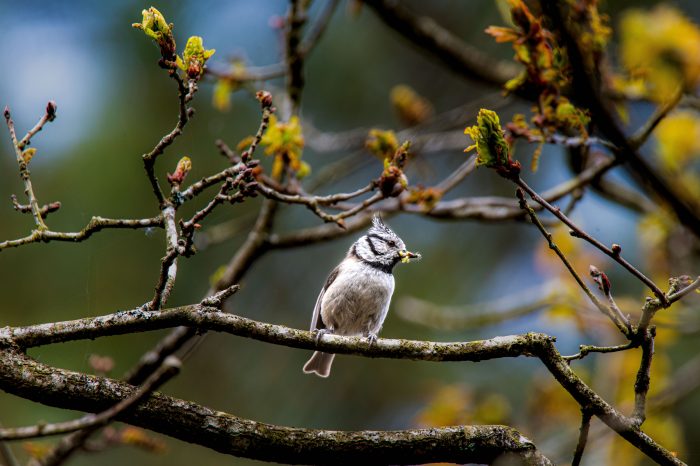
[{"x1": 303, "y1": 351, "x2": 335, "y2": 378}]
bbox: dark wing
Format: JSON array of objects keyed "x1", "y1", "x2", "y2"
[{"x1": 309, "y1": 265, "x2": 340, "y2": 331}]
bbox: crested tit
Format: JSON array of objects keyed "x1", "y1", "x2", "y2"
[{"x1": 303, "y1": 215, "x2": 420, "y2": 377}]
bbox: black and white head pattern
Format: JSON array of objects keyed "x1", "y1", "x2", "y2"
[{"x1": 351, "y1": 215, "x2": 407, "y2": 273}]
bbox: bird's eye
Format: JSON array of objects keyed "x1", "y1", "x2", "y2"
[{"x1": 388, "y1": 240, "x2": 396, "y2": 247}]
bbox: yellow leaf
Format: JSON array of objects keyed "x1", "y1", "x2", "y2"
[
  {"x1": 655, "y1": 110, "x2": 700, "y2": 171},
  {"x1": 620, "y1": 6, "x2": 700, "y2": 101},
  {"x1": 390, "y1": 85, "x2": 434, "y2": 126}
]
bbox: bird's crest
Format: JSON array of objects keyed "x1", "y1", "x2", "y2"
[{"x1": 369, "y1": 214, "x2": 396, "y2": 237}]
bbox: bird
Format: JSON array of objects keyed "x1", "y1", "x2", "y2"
[{"x1": 303, "y1": 215, "x2": 420, "y2": 378}]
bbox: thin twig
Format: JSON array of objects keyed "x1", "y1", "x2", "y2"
[
  {"x1": 667, "y1": 276, "x2": 700, "y2": 304},
  {"x1": 571, "y1": 409, "x2": 592, "y2": 466},
  {"x1": 255, "y1": 181, "x2": 376, "y2": 224},
  {"x1": 564, "y1": 341, "x2": 637, "y2": 362},
  {"x1": 258, "y1": 181, "x2": 374, "y2": 206},
  {"x1": 4, "y1": 106, "x2": 53, "y2": 230},
  {"x1": 632, "y1": 328, "x2": 655, "y2": 426},
  {"x1": 0, "y1": 216, "x2": 163, "y2": 251},
  {"x1": 179, "y1": 163, "x2": 246, "y2": 200},
  {"x1": 10, "y1": 194, "x2": 61, "y2": 219},
  {"x1": 516, "y1": 177, "x2": 667, "y2": 306},
  {"x1": 630, "y1": 88, "x2": 684, "y2": 149},
  {"x1": 589, "y1": 265, "x2": 631, "y2": 334},
  {"x1": 15, "y1": 101, "x2": 57, "y2": 150},
  {"x1": 0, "y1": 422, "x2": 19, "y2": 466},
  {"x1": 148, "y1": 205, "x2": 180, "y2": 310},
  {"x1": 142, "y1": 72, "x2": 196, "y2": 206},
  {"x1": 515, "y1": 188, "x2": 630, "y2": 336}
]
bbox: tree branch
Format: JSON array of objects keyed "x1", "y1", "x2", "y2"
[
  {"x1": 0, "y1": 356, "x2": 180, "y2": 442},
  {"x1": 0, "y1": 215, "x2": 164, "y2": 251},
  {"x1": 516, "y1": 177, "x2": 667, "y2": 305},
  {"x1": 4, "y1": 105, "x2": 54, "y2": 230},
  {"x1": 541, "y1": 2, "x2": 700, "y2": 238},
  {"x1": 0, "y1": 348, "x2": 551, "y2": 465},
  {"x1": 515, "y1": 188, "x2": 630, "y2": 336},
  {"x1": 0, "y1": 305, "x2": 687, "y2": 465},
  {"x1": 362, "y1": 0, "x2": 519, "y2": 87},
  {"x1": 571, "y1": 409, "x2": 592, "y2": 466},
  {"x1": 141, "y1": 71, "x2": 195, "y2": 206}
]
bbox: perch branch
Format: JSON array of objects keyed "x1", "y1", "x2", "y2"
[{"x1": 0, "y1": 309, "x2": 687, "y2": 465}]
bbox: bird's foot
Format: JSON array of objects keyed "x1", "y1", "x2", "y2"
[
  {"x1": 365, "y1": 332, "x2": 378, "y2": 346},
  {"x1": 314, "y1": 328, "x2": 332, "y2": 345}
]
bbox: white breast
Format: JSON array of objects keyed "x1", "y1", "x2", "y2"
[{"x1": 320, "y1": 258, "x2": 395, "y2": 336}]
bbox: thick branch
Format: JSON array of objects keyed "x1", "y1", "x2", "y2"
[
  {"x1": 542, "y1": 2, "x2": 700, "y2": 237},
  {"x1": 363, "y1": 0, "x2": 518, "y2": 87},
  {"x1": 2, "y1": 305, "x2": 549, "y2": 361},
  {"x1": 285, "y1": 0, "x2": 307, "y2": 114},
  {"x1": 0, "y1": 307, "x2": 686, "y2": 465},
  {"x1": 0, "y1": 356, "x2": 179, "y2": 441},
  {"x1": 533, "y1": 343, "x2": 684, "y2": 466},
  {"x1": 0, "y1": 348, "x2": 550, "y2": 465}
]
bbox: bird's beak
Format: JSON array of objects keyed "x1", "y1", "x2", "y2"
[{"x1": 398, "y1": 249, "x2": 421, "y2": 264}]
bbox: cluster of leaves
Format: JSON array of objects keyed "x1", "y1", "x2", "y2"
[
  {"x1": 132, "y1": 7, "x2": 176, "y2": 61},
  {"x1": 365, "y1": 129, "x2": 399, "y2": 161},
  {"x1": 260, "y1": 115, "x2": 309, "y2": 180},
  {"x1": 133, "y1": 7, "x2": 214, "y2": 80},
  {"x1": 176, "y1": 36, "x2": 215, "y2": 79},
  {"x1": 365, "y1": 129, "x2": 411, "y2": 197},
  {"x1": 486, "y1": 1, "x2": 567, "y2": 94},
  {"x1": 464, "y1": 108, "x2": 520, "y2": 176},
  {"x1": 486, "y1": 0, "x2": 594, "y2": 170}
]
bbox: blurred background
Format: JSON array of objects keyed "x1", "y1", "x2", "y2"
[{"x1": 1, "y1": 1, "x2": 699, "y2": 464}]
